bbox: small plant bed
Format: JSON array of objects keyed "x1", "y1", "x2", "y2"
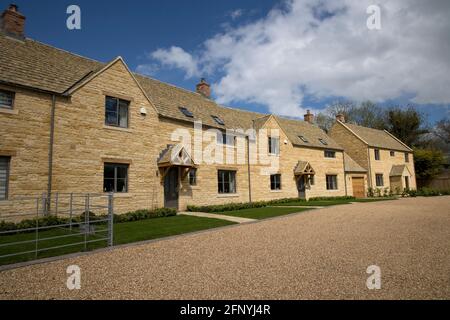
[
  {"x1": 0, "y1": 215, "x2": 234, "y2": 267},
  {"x1": 217, "y1": 207, "x2": 313, "y2": 220}
]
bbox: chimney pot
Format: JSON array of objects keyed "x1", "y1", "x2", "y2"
[
  {"x1": 1, "y1": 3, "x2": 26, "y2": 38},
  {"x1": 304, "y1": 110, "x2": 314, "y2": 124},
  {"x1": 196, "y1": 78, "x2": 211, "y2": 99},
  {"x1": 336, "y1": 114, "x2": 345, "y2": 123}
]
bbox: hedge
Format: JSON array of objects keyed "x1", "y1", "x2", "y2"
[
  {"x1": 405, "y1": 187, "x2": 450, "y2": 197},
  {"x1": 0, "y1": 208, "x2": 177, "y2": 234},
  {"x1": 187, "y1": 196, "x2": 355, "y2": 213}
]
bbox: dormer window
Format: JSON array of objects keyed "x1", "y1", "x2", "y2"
[
  {"x1": 0, "y1": 90, "x2": 14, "y2": 109},
  {"x1": 318, "y1": 138, "x2": 328, "y2": 146},
  {"x1": 299, "y1": 135, "x2": 309, "y2": 143},
  {"x1": 212, "y1": 115, "x2": 225, "y2": 126},
  {"x1": 179, "y1": 107, "x2": 194, "y2": 118}
]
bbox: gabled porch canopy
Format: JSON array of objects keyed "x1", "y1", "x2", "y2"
[
  {"x1": 158, "y1": 144, "x2": 197, "y2": 181},
  {"x1": 294, "y1": 161, "x2": 315, "y2": 176},
  {"x1": 390, "y1": 165, "x2": 412, "y2": 177}
]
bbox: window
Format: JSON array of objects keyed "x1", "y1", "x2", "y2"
[
  {"x1": 218, "y1": 170, "x2": 236, "y2": 194},
  {"x1": 270, "y1": 174, "x2": 281, "y2": 190},
  {"x1": 217, "y1": 132, "x2": 235, "y2": 146},
  {"x1": 179, "y1": 107, "x2": 194, "y2": 118},
  {"x1": 105, "y1": 96, "x2": 129, "y2": 128},
  {"x1": 319, "y1": 138, "x2": 328, "y2": 146},
  {"x1": 189, "y1": 169, "x2": 197, "y2": 186},
  {"x1": 375, "y1": 174, "x2": 384, "y2": 187},
  {"x1": 0, "y1": 157, "x2": 10, "y2": 200},
  {"x1": 326, "y1": 175, "x2": 338, "y2": 190},
  {"x1": 309, "y1": 175, "x2": 315, "y2": 186},
  {"x1": 211, "y1": 115, "x2": 225, "y2": 126},
  {"x1": 0, "y1": 90, "x2": 14, "y2": 109},
  {"x1": 390, "y1": 151, "x2": 395, "y2": 157},
  {"x1": 405, "y1": 153, "x2": 410, "y2": 163},
  {"x1": 299, "y1": 135, "x2": 309, "y2": 143},
  {"x1": 104, "y1": 163, "x2": 129, "y2": 193},
  {"x1": 324, "y1": 150, "x2": 336, "y2": 158},
  {"x1": 268, "y1": 137, "x2": 280, "y2": 155},
  {"x1": 374, "y1": 149, "x2": 381, "y2": 160}
]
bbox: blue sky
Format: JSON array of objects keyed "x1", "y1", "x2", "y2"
[{"x1": 3, "y1": 0, "x2": 449, "y2": 124}]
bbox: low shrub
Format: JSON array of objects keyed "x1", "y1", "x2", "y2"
[
  {"x1": 402, "y1": 187, "x2": 450, "y2": 198},
  {"x1": 0, "y1": 208, "x2": 177, "y2": 234},
  {"x1": 308, "y1": 196, "x2": 355, "y2": 201}
]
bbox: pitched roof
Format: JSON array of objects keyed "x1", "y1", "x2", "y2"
[
  {"x1": 0, "y1": 33, "x2": 343, "y2": 150},
  {"x1": 275, "y1": 116, "x2": 343, "y2": 150},
  {"x1": 344, "y1": 153, "x2": 367, "y2": 173},
  {"x1": 341, "y1": 122, "x2": 412, "y2": 152},
  {"x1": 294, "y1": 161, "x2": 315, "y2": 175},
  {"x1": 157, "y1": 144, "x2": 196, "y2": 168},
  {"x1": 0, "y1": 33, "x2": 103, "y2": 93}
]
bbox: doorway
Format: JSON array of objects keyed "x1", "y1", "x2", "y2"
[
  {"x1": 164, "y1": 167, "x2": 179, "y2": 209},
  {"x1": 297, "y1": 176, "x2": 306, "y2": 199}
]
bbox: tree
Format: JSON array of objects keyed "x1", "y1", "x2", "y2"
[
  {"x1": 384, "y1": 106, "x2": 428, "y2": 147},
  {"x1": 414, "y1": 148, "x2": 445, "y2": 181},
  {"x1": 434, "y1": 118, "x2": 450, "y2": 144}
]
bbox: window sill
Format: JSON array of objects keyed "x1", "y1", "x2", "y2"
[
  {"x1": 103, "y1": 125, "x2": 133, "y2": 133},
  {"x1": 111, "y1": 193, "x2": 133, "y2": 198},
  {"x1": 270, "y1": 190, "x2": 283, "y2": 193},
  {"x1": 0, "y1": 108, "x2": 18, "y2": 115},
  {"x1": 217, "y1": 193, "x2": 240, "y2": 198}
]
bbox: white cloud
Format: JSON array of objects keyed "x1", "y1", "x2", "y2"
[
  {"x1": 150, "y1": 46, "x2": 200, "y2": 78},
  {"x1": 229, "y1": 9, "x2": 244, "y2": 20},
  {"x1": 146, "y1": 0, "x2": 450, "y2": 117}
]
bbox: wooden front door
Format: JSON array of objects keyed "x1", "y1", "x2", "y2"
[
  {"x1": 352, "y1": 177, "x2": 365, "y2": 198},
  {"x1": 164, "y1": 167, "x2": 179, "y2": 209}
]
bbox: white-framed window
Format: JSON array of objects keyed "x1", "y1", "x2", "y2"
[
  {"x1": 104, "y1": 163, "x2": 129, "y2": 193},
  {"x1": 268, "y1": 137, "x2": 280, "y2": 155},
  {"x1": 270, "y1": 174, "x2": 282, "y2": 190},
  {"x1": 217, "y1": 131, "x2": 236, "y2": 146},
  {"x1": 105, "y1": 96, "x2": 129, "y2": 128},
  {"x1": 326, "y1": 175, "x2": 338, "y2": 190},
  {"x1": 218, "y1": 170, "x2": 236, "y2": 194},
  {"x1": 375, "y1": 174, "x2": 384, "y2": 187},
  {"x1": 189, "y1": 168, "x2": 197, "y2": 186},
  {"x1": 0, "y1": 157, "x2": 11, "y2": 200},
  {"x1": 324, "y1": 150, "x2": 336, "y2": 158},
  {"x1": 0, "y1": 90, "x2": 14, "y2": 109},
  {"x1": 405, "y1": 153, "x2": 410, "y2": 163},
  {"x1": 374, "y1": 149, "x2": 381, "y2": 160}
]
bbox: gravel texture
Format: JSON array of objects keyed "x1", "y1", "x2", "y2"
[{"x1": 0, "y1": 197, "x2": 449, "y2": 300}]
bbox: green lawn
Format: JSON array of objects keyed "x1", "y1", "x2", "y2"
[
  {"x1": 272, "y1": 198, "x2": 397, "y2": 207},
  {"x1": 0, "y1": 215, "x2": 234, "y2": 266},
  {"x1": 218, "y1": 206, "x2": 313, "y2": 220}
]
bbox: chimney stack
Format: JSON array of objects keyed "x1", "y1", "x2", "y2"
[
  {"x1": 196, "y1": 78, "x2": 211, "y2": 99},
  {"x1": 336, "y1": 114, "x2": 345, "y2": 123},
  {"x1": 304, "y1": 110, "x2": 314, "y2": 124},
  {"x1": 1, "y1": 4, "x2": 25, "y2": 38}
]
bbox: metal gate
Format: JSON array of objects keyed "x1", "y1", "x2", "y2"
[{"x1": 0, "y1": 193, "x2": 114, "y2": 266}]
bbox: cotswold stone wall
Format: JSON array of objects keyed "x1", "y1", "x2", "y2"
[{"x1": 2, "y1": 61, "x2": 360, "y2": 215}]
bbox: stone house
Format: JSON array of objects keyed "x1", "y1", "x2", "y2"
[
  {"x1": 0, "y1": 5, "x2": 415, "y2": 213},
  {"x1": 329, "y1": 116, "x2": 417, "y2": 195}
]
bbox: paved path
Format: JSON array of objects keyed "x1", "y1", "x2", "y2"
[
  {"x1": 268, "y1": 205, "x2": 325, "y2": 209},
  {"x1": 0, "y1": 197, "x2": 449, "y2": 300},
  {"x1": 179, "y1": 211, "x2": 256, "y2": 224}
]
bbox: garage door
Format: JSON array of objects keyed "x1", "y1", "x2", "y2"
[{"x1": 352, "y1": 177, "x2": 365, "y2": 198}]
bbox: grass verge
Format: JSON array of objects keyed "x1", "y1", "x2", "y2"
[
  {"x1": 0, "y1": 215, "x2": 234, "y2": 267},
  {"x1": 218, "y1": 207, "x2": 313, "y2": 220}
]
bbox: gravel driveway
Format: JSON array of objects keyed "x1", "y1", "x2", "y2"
[{"x1": 0, "y1": 197, "x2": 449, "y2": 300}]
